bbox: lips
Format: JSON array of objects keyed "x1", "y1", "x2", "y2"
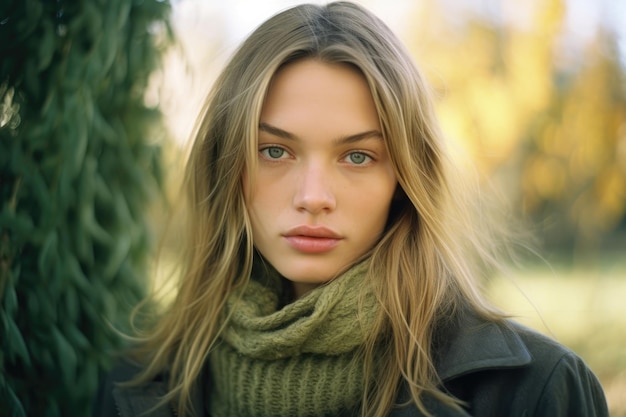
[{"x1": 283, "y1": 225, "x2": 343, "y2": 253}]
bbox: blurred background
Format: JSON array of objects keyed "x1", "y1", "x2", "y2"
[
  {"x1": 154, "y1": 0, "x2": 626, "y2": 413},
  {"x1": 1, "y1": 0, "x2": 624, "y2": 415}
]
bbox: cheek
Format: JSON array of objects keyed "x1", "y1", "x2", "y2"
[
  {"x1": 242, "y1": 170, "x2": 269, "y2": 210},
  {"x1": 246, "y1": 180, "x2": 283, "y2": 223},
  {"x1": 367, "y1": 173, "x2": 397, "y2": 207},
  {"x1": 350, "y1": 180, "x2": 396, "y2": 224}
]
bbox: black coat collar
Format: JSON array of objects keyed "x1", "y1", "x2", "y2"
[
  {"x1": 435, "y1": 314, "x2": 531, "y2": 381},
  {"x1": 389, "y1": 314, "x2": 532, "y2": 417}
]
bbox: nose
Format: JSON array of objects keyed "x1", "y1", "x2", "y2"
[{"x1": 293, "y1": 162, "x2": 336, "y2": 214}]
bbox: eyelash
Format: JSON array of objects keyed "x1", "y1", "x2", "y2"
[{"x1": 258, "y1": 145, "x2": 375, "y2": 166}]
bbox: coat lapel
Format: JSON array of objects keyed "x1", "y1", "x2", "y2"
[
  {"x1": 389, "y1": 314, "x2": 533, "y2": 417},
  {"x1": 435, "y1": 315, "x2": 532, "y2": 382}
]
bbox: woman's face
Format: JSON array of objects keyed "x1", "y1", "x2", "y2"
[{"x1": 245, "y1": 59, "x2": 397, "y2": 298}]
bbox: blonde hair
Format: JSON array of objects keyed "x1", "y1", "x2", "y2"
[{"x1": 130, "y1": 2, "x2": 511, "y2": 416}]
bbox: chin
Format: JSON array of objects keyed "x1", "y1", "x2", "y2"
[{"x1": 280, "y1": 261, "x2": 350, "y2": 283}]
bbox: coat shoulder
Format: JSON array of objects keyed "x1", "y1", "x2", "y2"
[
  {"x1": 511, "y1": 322, "x2": 609, "y2": 416},
  {"x1": 443, "y1": 319, "x2": 610, "y2": 417}
]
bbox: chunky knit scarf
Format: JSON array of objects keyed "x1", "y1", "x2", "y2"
[{"x1": 208, "y1": 260, "x2": 379, "y2": 417}]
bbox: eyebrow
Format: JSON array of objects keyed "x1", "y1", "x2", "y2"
[{"x1": 258, "y1": 122, "x2": 383, "y2": 145}]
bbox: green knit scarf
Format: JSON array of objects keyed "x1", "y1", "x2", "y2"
[{"x1": 208, "y1": 260, "x2": 379, "y2": 417}]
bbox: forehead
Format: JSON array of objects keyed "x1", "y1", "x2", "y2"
[
  {"x1": 260, "y1": 59, "x2": 380, "y2": 133},
  {"x1": 266, "y1": 59, "x2": 369, "y2": 100}
]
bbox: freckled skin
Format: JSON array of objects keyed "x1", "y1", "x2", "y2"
[{"x1": 244, "y1": 59, "x2": 397, "y2": 299}]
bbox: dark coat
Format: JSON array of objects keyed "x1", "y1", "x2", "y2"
[{"x1": 93, "y1": 314, "x2": 609, "y2": 417}]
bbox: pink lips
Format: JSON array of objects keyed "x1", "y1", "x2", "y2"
[{"x1": 283, "y1": 225, "x2": 342, "y2": 254}]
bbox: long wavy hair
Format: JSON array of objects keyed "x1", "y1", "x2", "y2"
[{"x1": 129, "y1": 2, "x2": 512, "y2": 416}]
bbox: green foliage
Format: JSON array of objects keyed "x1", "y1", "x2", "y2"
[{"x1": 0, "y1": 0, "x2": 171, "y2": 415}]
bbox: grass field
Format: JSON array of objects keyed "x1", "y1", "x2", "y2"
[{"x1": 487, "y1": 261, "x2": 626, "y2": 416}]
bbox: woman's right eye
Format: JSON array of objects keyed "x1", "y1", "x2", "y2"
[{"x1": 260, "y1": 146, "x2": 287, "y2": 160}]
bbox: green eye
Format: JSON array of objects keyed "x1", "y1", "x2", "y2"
[
  {"x1": 261, "y1": 147, "x2": 286, "y2": 159},
  {"x1": 347, "y1": 152, "x2": 370, "y2": 165}
]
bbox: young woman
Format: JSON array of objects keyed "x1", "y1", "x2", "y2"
[{"x1": 94, "y1": 2, "x2": 609, "y2": 416}]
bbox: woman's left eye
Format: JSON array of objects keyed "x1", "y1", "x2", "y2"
[
  {"x1": 344, "y1": 152, "x2": 372, "y2": 165},
  {"x1": 260, "y1": 146, "x2": 288, "y2": 160}
]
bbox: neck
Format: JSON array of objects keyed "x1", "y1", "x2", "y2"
[{"x1": 291, "y1": 281, "x2": 320, "y2": 300}]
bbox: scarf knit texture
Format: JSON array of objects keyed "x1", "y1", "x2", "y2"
[{"x1": 208, "y1": 260, "x2": 379, "y2": 417}]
